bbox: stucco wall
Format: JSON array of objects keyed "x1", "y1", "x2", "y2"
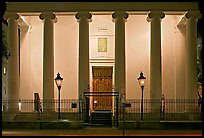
[
  {"x1": 19, "y1": 13, "x2": 186, "y2": 100},
  {"x1": 126, "y1": 15, "x2": 150, "y2": 99},
  {"x1": 162, "y1": 15, "x2": 186, "y2": 99},
  {"x1": 54, "y1": 15, "x2": 78, "y2": 99}
]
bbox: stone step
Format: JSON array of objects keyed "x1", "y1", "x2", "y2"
[{"x1": 90, "y1": 111, "x2": 113, "y2": 126}]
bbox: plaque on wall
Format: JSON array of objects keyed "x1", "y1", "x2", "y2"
[{"x1": 98, "y1": 38, "x2": 107, "y2": 52}]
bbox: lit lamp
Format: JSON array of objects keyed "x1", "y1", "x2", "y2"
[
  {"x1": 18, "y1": 100, "x2": 22, "y2": 111},
  {"x1": 54, "y1": 72, "x2": 63, "y2": 119},
  {"x1": 137, "y1": 72, "x2": 146, "y2": 121}
]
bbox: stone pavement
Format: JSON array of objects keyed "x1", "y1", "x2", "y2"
[{"x1": 2, "y1": 127, "x2": 202, "y2": 136}]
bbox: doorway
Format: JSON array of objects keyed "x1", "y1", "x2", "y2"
[{"x1": 92, "y1": 66, "x2": 113, "y2": 110}]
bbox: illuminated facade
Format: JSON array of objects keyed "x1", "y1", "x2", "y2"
[{"x1": 2, "y1": 2, "x2": 201, "y2": 112}]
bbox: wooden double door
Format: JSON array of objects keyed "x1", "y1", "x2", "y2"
[{"x1": 92, "y1": 66, "x2": 113, "y2": 110}]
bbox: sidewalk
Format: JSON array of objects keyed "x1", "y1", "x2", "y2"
[{"x1": 2, "y1": 127, "x2": 202, "y2": 136}]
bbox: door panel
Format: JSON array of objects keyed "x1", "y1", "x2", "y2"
[{"x1": 92, "y1": 66, "x2": 113, "y2": 110}]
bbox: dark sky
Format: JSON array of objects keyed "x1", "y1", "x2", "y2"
[{"x1": 197, "y1": 19, "x2": 203, "y2": 38}]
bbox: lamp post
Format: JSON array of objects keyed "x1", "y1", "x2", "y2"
[
  {"x1": 54, "y1": 72, "x2": 63, "y2": 119},
  {"x1": 137, "y1": 72, "x2": 146, "y2": 121}
]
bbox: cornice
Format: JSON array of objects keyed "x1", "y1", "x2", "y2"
[{"x1": 6, "y1": 2, "x2": 199, "y2": 14}]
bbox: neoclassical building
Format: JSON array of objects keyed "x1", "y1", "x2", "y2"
[{"x1": 2, "y1": 2, "x2": 201, "y2": 112}]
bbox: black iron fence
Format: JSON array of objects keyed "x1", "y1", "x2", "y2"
[
  {"x1": 2, "y1": 98, "x2": 202, "y2": 122},
  {"x1": 120, "y1": 99, "x2": 202, "y2": 121},
  {"x1": 2, "y1": 99, "x2": 82, "y2": 122}
]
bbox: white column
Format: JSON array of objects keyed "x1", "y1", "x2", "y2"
[
  {"x1": 39, "y1": 12, "x2": 57, "y2": 111},
  {"x1": 185, "y1": 11, "x2": 201, "y2": 100},
  {"x1": 147, "y1": 10, "x2": 165, "y2": 112},
  {"x1": 4, "y1": 12, "x2": 20, "y2": 112},
  {"x1": 112, "y1": 11, "x2": 129, "y2": 98},
  {"x1": 75, "y1": 11, "x2": 92, "y2": 98}
]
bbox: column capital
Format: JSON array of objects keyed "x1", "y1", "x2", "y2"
[
  {"x1": 147, "y1": 10, "x2": 165, "y2": 22},
  {"x1": 185, "y1": 11, "x2": 201, "y2": 20},
  {"x1": 112, "y1": 11, "x2": 129, "y2": 22},
  {"x1": 3, "y1": 12, "x2": 20, "y2": 21},
  {"x1": 39, "y1": 12, "x2": 58, "y2": 23},
  {"x1": 75, "y1": 11, "x2": 92, "y2": 22}
]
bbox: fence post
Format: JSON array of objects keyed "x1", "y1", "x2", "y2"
[
  {"x1": 84, "y1": 96, "x2": 89, "y2": 123},
  {"x1": 79, "y1": 95, "x2": 82, "y2": 120},
  {"x1": 116, "y1": 95, "x2": 119, "y2": 127}
]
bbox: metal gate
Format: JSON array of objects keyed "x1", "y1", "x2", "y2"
[{"x1": 82, "y1": 91, "x2": 119, "y2": 127}]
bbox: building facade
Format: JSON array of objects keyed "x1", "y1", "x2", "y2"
[{"x1": 2, "y1": 2, "x2": 201, "y2": 112}]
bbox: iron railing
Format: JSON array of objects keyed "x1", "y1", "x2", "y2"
[
  {"x1": 119, "y1": 99, "x2": 202, "y2": 121},
  {"x1": 2, "y1": 98, "x2": 202, "y2": 122},
  {"x1": 2, "y1": 99, "x2": 82, "y2": 121}
]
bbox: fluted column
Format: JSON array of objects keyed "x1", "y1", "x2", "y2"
[
  {"x1": 185, "y1": 11, "x2": 201, "y2": 99},
  {"x1": 112, "y1": 11, "x2": 129, "y2": 98},
  {"x1": 75, "y1": 11, "x2": 92, "y2": 99},
  {"x1": 3, "y1": 12, "x2": 20, "y2": 112},
  {"x1": 39, "y1": 12, "x2": 57, "y2": 112},
  {"x1": 147, "y1": 10, "x2": 165, "y2": 113}
]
